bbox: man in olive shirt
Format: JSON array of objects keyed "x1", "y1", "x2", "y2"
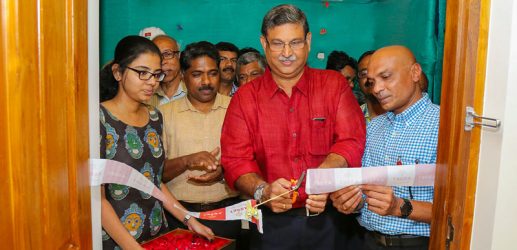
[{"x1": 159, "y1": 41, "x2": 241, "y2": 240}]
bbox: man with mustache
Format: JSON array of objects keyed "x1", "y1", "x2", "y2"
[
  {"x1": 159, "y1": 41, "x2": 242, "y2": 243},
  {"x1": 148, "y1": 35, "x2": 187, "y2": 107},
  {"x1": 330, "y1": 45, "x2": 439, "y2": 250},
  {"x1": 221, "y1": 4, "x2": 365, "y2": 250},
  {"x1": 215, "y1": 42, "x2": 239, "y2": 96}
]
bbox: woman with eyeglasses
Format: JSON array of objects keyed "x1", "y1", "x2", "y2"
[{"x1": 99, "y1": 35, "x2": 214, "y2": 249}]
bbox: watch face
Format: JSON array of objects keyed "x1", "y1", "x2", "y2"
[{"x1": 400, "y1": 199, "x2": 413, "y2": 218}]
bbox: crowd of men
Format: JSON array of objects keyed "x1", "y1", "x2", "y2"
[{"x1": 106, "y1": 4, "x2": 439, "y2": 250}]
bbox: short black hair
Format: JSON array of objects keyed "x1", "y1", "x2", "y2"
[
  {"x1": 261, "y1": 4, "x2": 309, "y2": 37},
  {"x1": 215, "y1": 42, "x2": 239, "y2": 54},
  {"x1": 326, "y1": 50, "x2": 357, "y2": 72},
  {"x1": 180, "y1": 41, "x2": 220, "y2": 71},
  {"x1": 358, "y1": 50, "x2": 376, "y2": 64}
]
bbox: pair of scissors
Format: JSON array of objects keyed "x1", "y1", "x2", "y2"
[{"x1": 254, "y1": 171, "x2": 306, "y2": 208}]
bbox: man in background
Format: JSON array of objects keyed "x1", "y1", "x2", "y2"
[
  {"x1": 149, "y1": 35, "x2": 187, "y2": 106},
  {"x1": 236, "y1": 52, "x2": 266, "y2": 85},
  {"x1": 215, "y1": 42, "x2": 239, "y2": 96}
]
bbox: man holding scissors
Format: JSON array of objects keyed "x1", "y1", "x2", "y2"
[{"x1": 221, "y1": 4, "x2": 365, "y2": 249}]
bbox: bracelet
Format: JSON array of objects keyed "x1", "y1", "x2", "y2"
[{"x1": 183, "y1": 214, "x2": 192, "y2": 225}]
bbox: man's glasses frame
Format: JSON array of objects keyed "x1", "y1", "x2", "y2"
[
  {"x1": 266, "y1": 38, "x2": 306, "y2": 52},
  {"x1": 161, "y1": 50, "x2": 180, "y2": 60},
  {"x1": 127, "y1": 66, "x2": 165, "y2": 81}
]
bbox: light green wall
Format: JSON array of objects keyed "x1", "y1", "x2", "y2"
[{"x1": 101, "y1": 0, "x2": 445, "y2": 103}]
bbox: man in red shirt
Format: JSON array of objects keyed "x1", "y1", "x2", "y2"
[{"x1": 221, "y1": 4, "x2": 366, "y2": 249}]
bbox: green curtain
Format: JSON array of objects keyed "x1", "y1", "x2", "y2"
[{"x1": 101, "y1": 0, "x2": 446, "y2": 104}]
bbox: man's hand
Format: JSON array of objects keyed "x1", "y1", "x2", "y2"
[
  {"x1": 263, "y1": 178, "x2": 292, "y2": 213},
  {"x1": 306, "y1": 193, "x2": 329, "y2": 213},
  {"x1": 361, "y1": 184, "x2": 402, "y2": 217},
  {"x1": 330, "y1": 185, "x2": 363, "y2": 214},
  {"x1": 188, "y1": 165, "x2": 223, "y2": 184},
  {"x1": 185, "y1": 147, "x2": 220, "y2": 172}
]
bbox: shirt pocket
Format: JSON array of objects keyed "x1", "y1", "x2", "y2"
[{"x1": 310, "y1": 117, "x2": 331, "y2": 156}]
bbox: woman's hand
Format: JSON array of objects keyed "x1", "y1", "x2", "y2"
[{"x1": 186, "y1": 217, "x2": 215, "y2": 241}]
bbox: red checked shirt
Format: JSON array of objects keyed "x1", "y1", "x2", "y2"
[{"x1": 221, "y1": 67, "x2": 366, "y2": 208}]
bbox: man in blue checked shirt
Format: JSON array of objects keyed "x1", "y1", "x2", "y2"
[{"x1": 330, "y1": 45, "x2": 439, "y2": 250}]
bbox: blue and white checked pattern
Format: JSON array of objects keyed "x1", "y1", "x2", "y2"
[
  {"x1": 229, "y1": 84, "x2": 239, "y2": 97},
  {"x1": 359, "y1": 94, "x2": 440, "y2": 237}
]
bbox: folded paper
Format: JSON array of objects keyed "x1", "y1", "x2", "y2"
[{"x1": 306, "y1": 164, "x2": 436, "y2": 194}]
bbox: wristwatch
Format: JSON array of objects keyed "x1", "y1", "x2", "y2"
[
  {"x1": 183, "y1": 213, "x2": 192, "y2": 225},
  {"x1": 400, "y1": 198, "x2": 413, "y2": 218},
  {"x1": 253, "y1": 183, "x2": 267, "y2": 203}
]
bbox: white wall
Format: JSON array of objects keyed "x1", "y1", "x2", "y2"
[
  {"x1": 471, "y1": 0, "x2": 517, "y2": 249},
  {"x1": 88, "y1": 0, "x2": 101, "y2": 249}
]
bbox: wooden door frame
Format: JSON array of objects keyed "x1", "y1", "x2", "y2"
[
  {"x1": 0, "y1": 0, "x2": 91, "y2": 248},
  {"x1": 430, "y1": 0, "x2": 490, "y2": 249}
]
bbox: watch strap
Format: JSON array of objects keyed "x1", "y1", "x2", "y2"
[{"x1": 400, "y1": 198, "x2": 413, "y2": 218}]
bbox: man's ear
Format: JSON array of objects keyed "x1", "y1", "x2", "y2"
[
  {"x1": 260, "y1": 35, "x2": 267, "y2": 52},
  {"x1": 305, "y1": 32, "x2": 312, "y2": 52},
  {"x1": 112, "y1": 63, "x2": 122, "y2": 81},
  {"x1": 411, "y1": 63, "x2": 422, "y2": 83}
]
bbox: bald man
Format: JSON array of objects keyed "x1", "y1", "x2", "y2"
[
  {"x1": 148, "y1": 35, "x2": 187, "y2": 107},
  {"x1": 330, "y1": 45, "x2": 440, "y2": 250}
]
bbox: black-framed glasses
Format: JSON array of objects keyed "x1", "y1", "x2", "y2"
[
  {"x1": 266, "y1": 38, "x2": 306, "y2": 52},
  {"x1": 162, "y1": 50, "x2": 180, "y2": 60},
  {"x1": 127, "y1": 67, "x2": 165, "y2": 81}
]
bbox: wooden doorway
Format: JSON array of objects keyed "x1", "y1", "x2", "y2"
[
  {"x1": 430, "y1": 0, "x2": 490, "y2": 249},
  {"x1": 0, "y1": 0, "x2": 92, "y2": 248}
]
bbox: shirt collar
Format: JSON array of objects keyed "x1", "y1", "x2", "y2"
[
  {"x1": 229, "y1": 84, "x2": 239, "y2": 97},
  {"x1": 178, "y1": 93, "x2": 227, "y2": 113},
  {"x1": 386, "y1": 93, "x2": 432, "y2": 125},
  {"x1": 263, "y1": 66, "x2": 309, "y2": 99},
  {"x1": 156, "y1": 80, "x2": 187, "y2": 99},
  {"x1": 154, "y1": 85, "x2": 167, "y2": 97},
  {"x1": 174, "y1": 80, "x2": 187, "y2": 97}
]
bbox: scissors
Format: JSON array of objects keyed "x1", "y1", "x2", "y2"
[{"x1": 254, "y1": 171, "x2": 306, "y2": 208}]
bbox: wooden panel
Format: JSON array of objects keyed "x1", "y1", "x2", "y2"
[
  {"x1": 0, "y1": 0, "x2": 91, "y2": 249},
  {"x1": 430, "y1": 0, "x2": 490, "y2": 249}
]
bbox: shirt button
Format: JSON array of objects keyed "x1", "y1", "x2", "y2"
[
  {"x1": 289, "y1": 107, "x2": 294, "y2": 112},
  {"x1": 292, "y1": 132, "x2": 297, "y2": 138}
]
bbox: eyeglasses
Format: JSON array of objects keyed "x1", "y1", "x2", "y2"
[
  {"x1": 266, "y1": 39, "x2": 306, "y2": 52},
  {"x1": 127, "y1": 66, "x2": 165, "y2": 81},
  {"x1": 238, "y1": 71, "x2": 264, "y2": 83},
  {"x1": 161, "y1": 50, "x2": 180, "y2": 60},
  {"x1": 358, "y1": 69, "x2": 368, "y2": 79}
]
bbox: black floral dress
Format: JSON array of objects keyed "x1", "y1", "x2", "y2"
[{"x1": 99, "y1": 104, "x2": 169, "y2": 249}]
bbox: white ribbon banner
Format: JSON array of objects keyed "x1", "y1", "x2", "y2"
[
  {"x1": 306, "y1": 164, "x2": 436, "y2": 194},
  {"x1": 89, "y1": 159, "x2": 167, "y2": 202},
  {"x1": 89, "y1": 159, "x2": 263, "y2": 233}
]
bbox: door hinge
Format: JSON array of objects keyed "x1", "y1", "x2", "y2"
[
  {"x1": 446, "y1": 215, "x2": 455, "y2": 249},
  {"x1": 465, "y1": 106, "x2": 501, "y2": 131}
]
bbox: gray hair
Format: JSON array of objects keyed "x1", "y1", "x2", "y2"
[
  {"x1": 237, "y1": 52, "x2": 267, "y2": 71},
  {"x1": 261, "y1": 4, "x2": 309, "y2": 37}
]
